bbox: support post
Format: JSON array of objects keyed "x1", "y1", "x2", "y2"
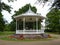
[
  {"x1": 16, "y1": 20, "x2": 17, "y2": 30},
  {"x1": 36, "y1": 17, "x2": 38, "y2": 33},
  {"x1": 16, "y1": 19, "x2": 17, "y2": 34},
  {"x1": 23, "y1": 17, "x2": 25, "y2": 30},
  {"x1": 17, "y1": 20, "x2": 19, "y2": 30},
  {"x1": 40, "y1": 20, "x2": 45, "y2": 33}
]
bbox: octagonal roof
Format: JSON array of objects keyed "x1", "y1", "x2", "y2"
[{"x1": 14, "y1": 7, "x2": 45, "y2": 20}]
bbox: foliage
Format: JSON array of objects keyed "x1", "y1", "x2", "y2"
[
  {"x1": 51, "y1": 0, "x2": 60, "y2": 9},
  {"x1": 37, "y1": 0, "x2": 48, "y2": 3},
  {"x1": 0, "y1": 2, "x2": 11, "y2": 12},
  {"x1": 36, "y1": 0, "x2": 48, "y2": 8},
  {"x1": 0, "y1": 0, "x2": 11, "y2": 32},
  {"x1": 8, "y1": 0, "x2": 17, "y2": 2},
  {"x1": 9, "y1": 21, "x2": 16, "y2": 31},
  {"x1": 31, "y1": 6, "x2": 37, "y2": 13},
  {"x1": 4, "y1": 24, "x2": 10, "y2": 31},
  {"x1": 45, "y1": 8, "x2": 60, "y2": 33},
  {"x1": 37, "y1": 0, "x2": 60, "y2": 9},
  {"x1": 0, "y1": 12, "x2": 5, "y2": 32}
]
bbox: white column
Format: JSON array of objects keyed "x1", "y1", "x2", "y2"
[
  {"x1": 41, "y1": 20, "x2": 45, "y2": 33},
  {"x1": 17, "y1": 20, "x2": 19, "y2": 30},
  {"x1": 16, "y1": 20, "x2": 17, "y2": 30},
  {"x1": 18, "y1": 22, "x2": 20, "y2": 30},
  {"x1": 16, "y1": 20, "x2": 17, "y2": 34},
  {"x1": 36, "y1": 17, "x2": 38, "y2": 33},
  {"x1": 23, "y1": 17, "x2": 25, "y2": 30},
  {"x1": 41, "y1": 20, "x2": 44, "y2": 30}
]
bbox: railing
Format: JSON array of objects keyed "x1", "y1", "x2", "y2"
[{"x1": 16, "y1": 30, "x2": 44, "y2": 34}]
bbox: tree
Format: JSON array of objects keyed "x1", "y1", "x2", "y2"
[
  {"x1": 51, "y1": 0, "x2": 60, "y2": 9},
  {"x1": 36, "y1": 0, "x2": 60, "y2": 9},
  {"x1": 0, "y1": 0, "x2": 11, "y2": 12},
  {"x1": 8, "y1": 0, "x2": 16, "y2": 2},
  {"x1": 0, "y1": 0, "x2": 11, "y2": 31},
  {"x1": 4, "y1": 24, "x2": 10, "y2": 31},
  {"x1": 36, "y1": 0, "x2": 48, "y2": 4},
  {"x1": 0, "y1": 12, "x2": 5, "y2": 32},
  {"x1": 36, "y1": 0, "x2": 49, "y2": 7},
  {"x1": 9, "y1": 21, "x2": 16, "y2": 31},
  {"x1": 45, "y1": 8, "x2": 60, "y2": 33}
]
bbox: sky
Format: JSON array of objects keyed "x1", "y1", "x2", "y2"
[{"x1": 1, "y1": 0, "x2": 53, "y2": 23}]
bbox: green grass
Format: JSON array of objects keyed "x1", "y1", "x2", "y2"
[{"x1": 0, "y1": 31, "x2": 15, "y2": 36}]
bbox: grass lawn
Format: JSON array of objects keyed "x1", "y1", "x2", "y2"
[{"x1": 0, "y1": 31, "x2": 15, "y2": 36}]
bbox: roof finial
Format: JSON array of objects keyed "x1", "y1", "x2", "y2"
[
  {"x1": 28, "y1": 4, "x2": 31, "y2": 13},
  {"x1": 26, "y1": 4, "x2": 35, "y2": 13},
  {"x1": 29, "y1": 3, "x2": 31, "y2": 9}
]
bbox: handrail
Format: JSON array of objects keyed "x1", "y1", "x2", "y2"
[
  {"x1": 16, "y1": 30, "x2": 44, "y2": 32},
  {"x1": 16, "y1": 30, "x2": 44, "y2": 34}
]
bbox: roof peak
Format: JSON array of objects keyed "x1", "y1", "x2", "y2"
[{"x1": 26, "y1": 6, "x2": 35, "y2": 14}]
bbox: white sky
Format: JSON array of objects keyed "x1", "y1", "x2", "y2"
[{"x1": 2, "y1": 0, "x2": 53, "y2": 23}]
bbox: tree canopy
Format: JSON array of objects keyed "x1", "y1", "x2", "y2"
[
  {"x1": 51, "y1": 0, "x2": 60, "y2": 9},
  {"x1": 0, "y1": 0, "x2": 11, "y2": 31},
  {"x1": 45, "y1": 8, "x2": 60, "y2": 33},
  {"x1": 0, "y1": 1, "x2": 11, "y2": 12},
  {"x1": 0, "y1": 12, "x2": 5, "y2": 32},
  {"x1": 37, "y1": 0, "x2": 60, "y2": 9}
]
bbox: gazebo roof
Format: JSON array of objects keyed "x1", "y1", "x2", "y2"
[{"x1": 14, "y1": 7, "x2": 45, "y2": 19}]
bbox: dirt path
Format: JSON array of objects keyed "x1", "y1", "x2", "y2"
[{"x1": 0, "y1": 34, "x2": 60, "y2": 45}]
